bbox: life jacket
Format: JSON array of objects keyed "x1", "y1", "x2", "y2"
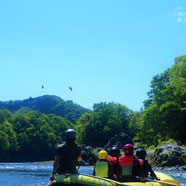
[
  {"x1": 95, "y1": 160, "x2": 109, "y2": 178},
  {"x1": 57, "y1": 142, "x2": 81, "y2": 174},
  {"x1": 119, "y1": 155, "x2": 134, "y2": 176},
  {"x1": 107, "y1": 157, "x2": 117, "y2": 166},
  {"x1": 138, "y1": 159, "x2": 148, "y2": 178}
]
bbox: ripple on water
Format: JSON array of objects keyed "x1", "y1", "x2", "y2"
[{"x1": 0, "y1": 163, "x2": 185, "y2": 186}]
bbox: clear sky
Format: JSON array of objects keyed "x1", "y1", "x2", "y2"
[{"x1": 0, "y1": 0, "x2": 185, "y2": 111}]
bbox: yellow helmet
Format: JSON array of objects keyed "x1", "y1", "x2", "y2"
[{"x1": 98, "y1": 150, "x2": 108, "y2": 160}]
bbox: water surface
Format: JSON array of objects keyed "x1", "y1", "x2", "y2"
[{"x1": 0, "y1": 163, "x2": 185, "y2": 186}]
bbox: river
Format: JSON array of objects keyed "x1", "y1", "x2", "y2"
[{"x1": 0, "y1": 163, "x2": 185, "y2": 186}]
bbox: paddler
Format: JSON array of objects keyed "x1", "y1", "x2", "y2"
[
  {"x1": 50, "y1": 129, "x2": 81, "y2": 181},
  {"x1": 118, "y1": 144, "x2": 141, "y2": 181},
  {"x1": 136, "y1": 148, "x2": 158, "y2": 180},
  {"x1": 107, "y1": 146, "x2": 121, "y2": 180},
  {"x1": 93, "y1": 150, "x2": 113, "y2": 179}
]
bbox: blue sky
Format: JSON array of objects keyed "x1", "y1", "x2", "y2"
[{"x1": 0, "y1": 0, "x2": 185, "y2": 111}]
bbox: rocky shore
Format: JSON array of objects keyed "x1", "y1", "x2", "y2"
[
  {"x1": 80, "y1": 133, "x2": 186, "y2": 171},
  {"x1": 147, "y1": 142, "x2": 186, "y2": 171}
]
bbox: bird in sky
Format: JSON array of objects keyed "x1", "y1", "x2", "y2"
[
  {"x1": 41, "y1": 85, "x2": 44, "y2": 89},
  {"x1": 68, "y1": 86, "x2": 72, "y2": 91}
]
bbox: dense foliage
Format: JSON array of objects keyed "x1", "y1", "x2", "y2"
[
  {"x1": 0, "y1": 95, "x2": 89, "y2": 123},
  {"x1": 76, "y1": 102, "x2": 133, "y2": 147},
  {"x1": 0, "y1": 110, "x2": 73, "y2": 161},
  {"x1": 0, "y1": 55, "x2": 185, "y2": 162},
  {"x1": 138, "y1": 55, "x2": 186, "y2": 146}
]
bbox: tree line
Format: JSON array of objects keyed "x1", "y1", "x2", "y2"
[
  {"x1": 0, "y1": 110, "x2": 73, "y2": 161},
  {"x1": 0, "y1": 95, "x2": 89, "y2": 123},
  {"x1": 0, "y1": 55, "x2": 185, "y2": 161}
]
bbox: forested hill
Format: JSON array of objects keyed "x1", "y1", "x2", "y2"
[{"x1": 0, "y1": 95, "x2": 89, "y2": 123}]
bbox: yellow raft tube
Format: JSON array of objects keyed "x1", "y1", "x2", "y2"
[{"x1": 48, "y1": 171, "x2": 180, "y2": 186}]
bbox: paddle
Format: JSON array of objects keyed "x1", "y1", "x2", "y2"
[
  {"x1": 47, "y1": 180, "x2": 51, "y2": 186},
  {"x1": 147, "y1": 178, "x2": 180, "y2": 186},
  {"x1": 159, "y1": 179, "x2": 180, "y2": 186}
]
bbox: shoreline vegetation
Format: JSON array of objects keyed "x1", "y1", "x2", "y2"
[{"x1": 0, "y1": 55, "x2": 186, "y2": 166}]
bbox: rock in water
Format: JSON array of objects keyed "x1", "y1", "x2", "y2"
[
  {"x1": 148, "y1": 142, "x2": 186, "y2": 168},
  {"x1": 104, "y1": 133, "x2": 133, "y2": 153}
]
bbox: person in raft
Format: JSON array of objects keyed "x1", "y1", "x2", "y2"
[
  {"x1": 50, "y1": 129, "x2": 81, "y2": 181},
  {"x1": 136, "y1": 148, "x2": 158, "y2": 180},
  {"x1": 93, "y1": 150, "x2": 113, "y2": 179},
  {"x1": 107, "y1": 146, "x2": 121, "y2": 180},
  {"x1": 118, "y1": 144, "x2": 141, "y2": 181}
]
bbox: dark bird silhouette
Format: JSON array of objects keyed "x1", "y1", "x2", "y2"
[
  {"x1": 41, "y1": 85, "x2": 44, "y2": 89},
  {"x1": 68, "y1": 86, "x2": 72, "y2": 91}
]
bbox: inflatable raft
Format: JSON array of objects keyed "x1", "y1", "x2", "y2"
[{"x1": 48, "y1": 171, "x2": 180, "y2": 186}]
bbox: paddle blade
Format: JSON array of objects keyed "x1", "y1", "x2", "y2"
[
  {"x1": 163, "y1": 179, "x2": 180, "y2": 186},
  {"x1": 157, "y1": 179, "x2": 180, "y2": 186}
]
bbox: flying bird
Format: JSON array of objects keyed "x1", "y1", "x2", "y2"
[
  {"x1": 68, "y1": 86, "x2": 72, "y2": 91},
  {"x1": 41, "y1": 85, "x2": 44, "y2": 89}
]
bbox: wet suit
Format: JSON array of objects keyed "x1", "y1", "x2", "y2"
[
  {"x1": 138, "y1": 159, "x2": 158, "y2": 179},
  {"x1": 107, "y1": 157, "x2": 119, "y2": 180},
  {"x1": 56, "y1": 141, "x2": 81, "y2": 174}
]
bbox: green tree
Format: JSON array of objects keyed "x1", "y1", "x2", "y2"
[
  {"x1": 76, "y1": 102, "x2": 131, "y2": 147},
  {"x1": 140, "y1": 55, "x2": 186, "y2": 145}
]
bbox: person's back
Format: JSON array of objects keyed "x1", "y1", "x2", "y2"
[
  {"x1": 57, "y1": 140, "x2": 81, "y2": 174},
  {"x1": 93, "y1": 150, "x2": 113, "y2": 178},
  {"x1": 119, "y1": 144, "x2": 140, "y2": 181},
  {"x1": 136, "y1": 148, "x2": 158, "y2": 180},
  {"x1": 50, "y1": 129, "x2": 81, "y2": 181},
  {"x1": 107, "y1": 146, "x2": 120, "y2": 180}
]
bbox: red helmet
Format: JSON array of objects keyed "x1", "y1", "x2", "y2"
[{"x1": 123, "y1": 144, "x2": 133, "y2": 155}]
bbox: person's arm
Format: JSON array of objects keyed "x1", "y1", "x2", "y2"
[
  {"x1": 108, "y1": 162, "x2": 114, "y2": 179},
  {"x1": 146, "y1": 161, "x2": 158, "y2": 180},
  {"x1": 132, "y1": 158, "x2": 141, "y2": 177},
  {"x1": 93, "y1": 168, "x2": 95, "y2": 175},
  {"x1": 50, "y1": 155, "x2": 60, "y2": 181}
]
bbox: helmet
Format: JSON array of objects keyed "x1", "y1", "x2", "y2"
[
  {"x1": 98, "y1": 150, "x2": 108, "y2": 160},
  {"x1": 110, "y1": 146, "x2": 120, "y2": 157},
  {"x1": 65, "y1": 129, "x2": 76, "y2": 140},
  {"x1": 136, "y1": 148, "x2": 146, "y2": 159},
  {"x1": 123, "y1": 144, "x2": 133, "y2": 155}
]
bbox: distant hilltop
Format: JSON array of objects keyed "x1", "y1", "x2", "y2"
[{"x1": 0, "y1": 95, "x2": 89, "y2": 123}]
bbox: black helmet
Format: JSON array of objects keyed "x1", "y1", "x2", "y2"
[
  {"x1": 110, "y1": 146, "x2": 120, "y2": 157},
  {"x1": 65, "y1": 129, "x2": 76, "y2": 141},
  {"x1": 136, "y1": 148, "x2": 146, "y2": 159}
]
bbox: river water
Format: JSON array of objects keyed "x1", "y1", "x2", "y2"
[{"x1": 0, "y1": 163, "x2": 185, "y2": 186}]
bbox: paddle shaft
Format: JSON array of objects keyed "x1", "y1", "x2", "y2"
[{"x1": 147, "y1": 178, "x2": 179, "y2": 186}]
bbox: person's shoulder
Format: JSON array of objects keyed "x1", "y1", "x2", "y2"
[
  {"x1": 143, "y1": 159, "x2": 151, "y2": 166},
  {"x1": 57, "y1": 142, "x2": 66, "y2": 149},
  {"x1": 74, "y1": 143, "x2": 81, "y2": 149},
  {"x1": 108, "y1": 157, "x2": 117, "y2": 162},
  {"x1": 72, "y1": 143, "x2": 81, "y2": 153},
  {"x1": 133, "y1": 155, "x2": 138, "y2": 160},
  {"x1": 119, "y1": 155, "x2": 125, "y2": 160}
]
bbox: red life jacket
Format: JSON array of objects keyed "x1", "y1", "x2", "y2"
[
  {"x1": 107, "y1": 157, "x2": 117, "y2": 166},
  {"x1": 138, "y1": 159, "x2": 143, "y2": 166},
  {"x1": 119, "y1": 155, "x2": 134, "y2": 176},
  {"x1": 119, "y1": 155, "x2": 134, "y2": 166}
]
